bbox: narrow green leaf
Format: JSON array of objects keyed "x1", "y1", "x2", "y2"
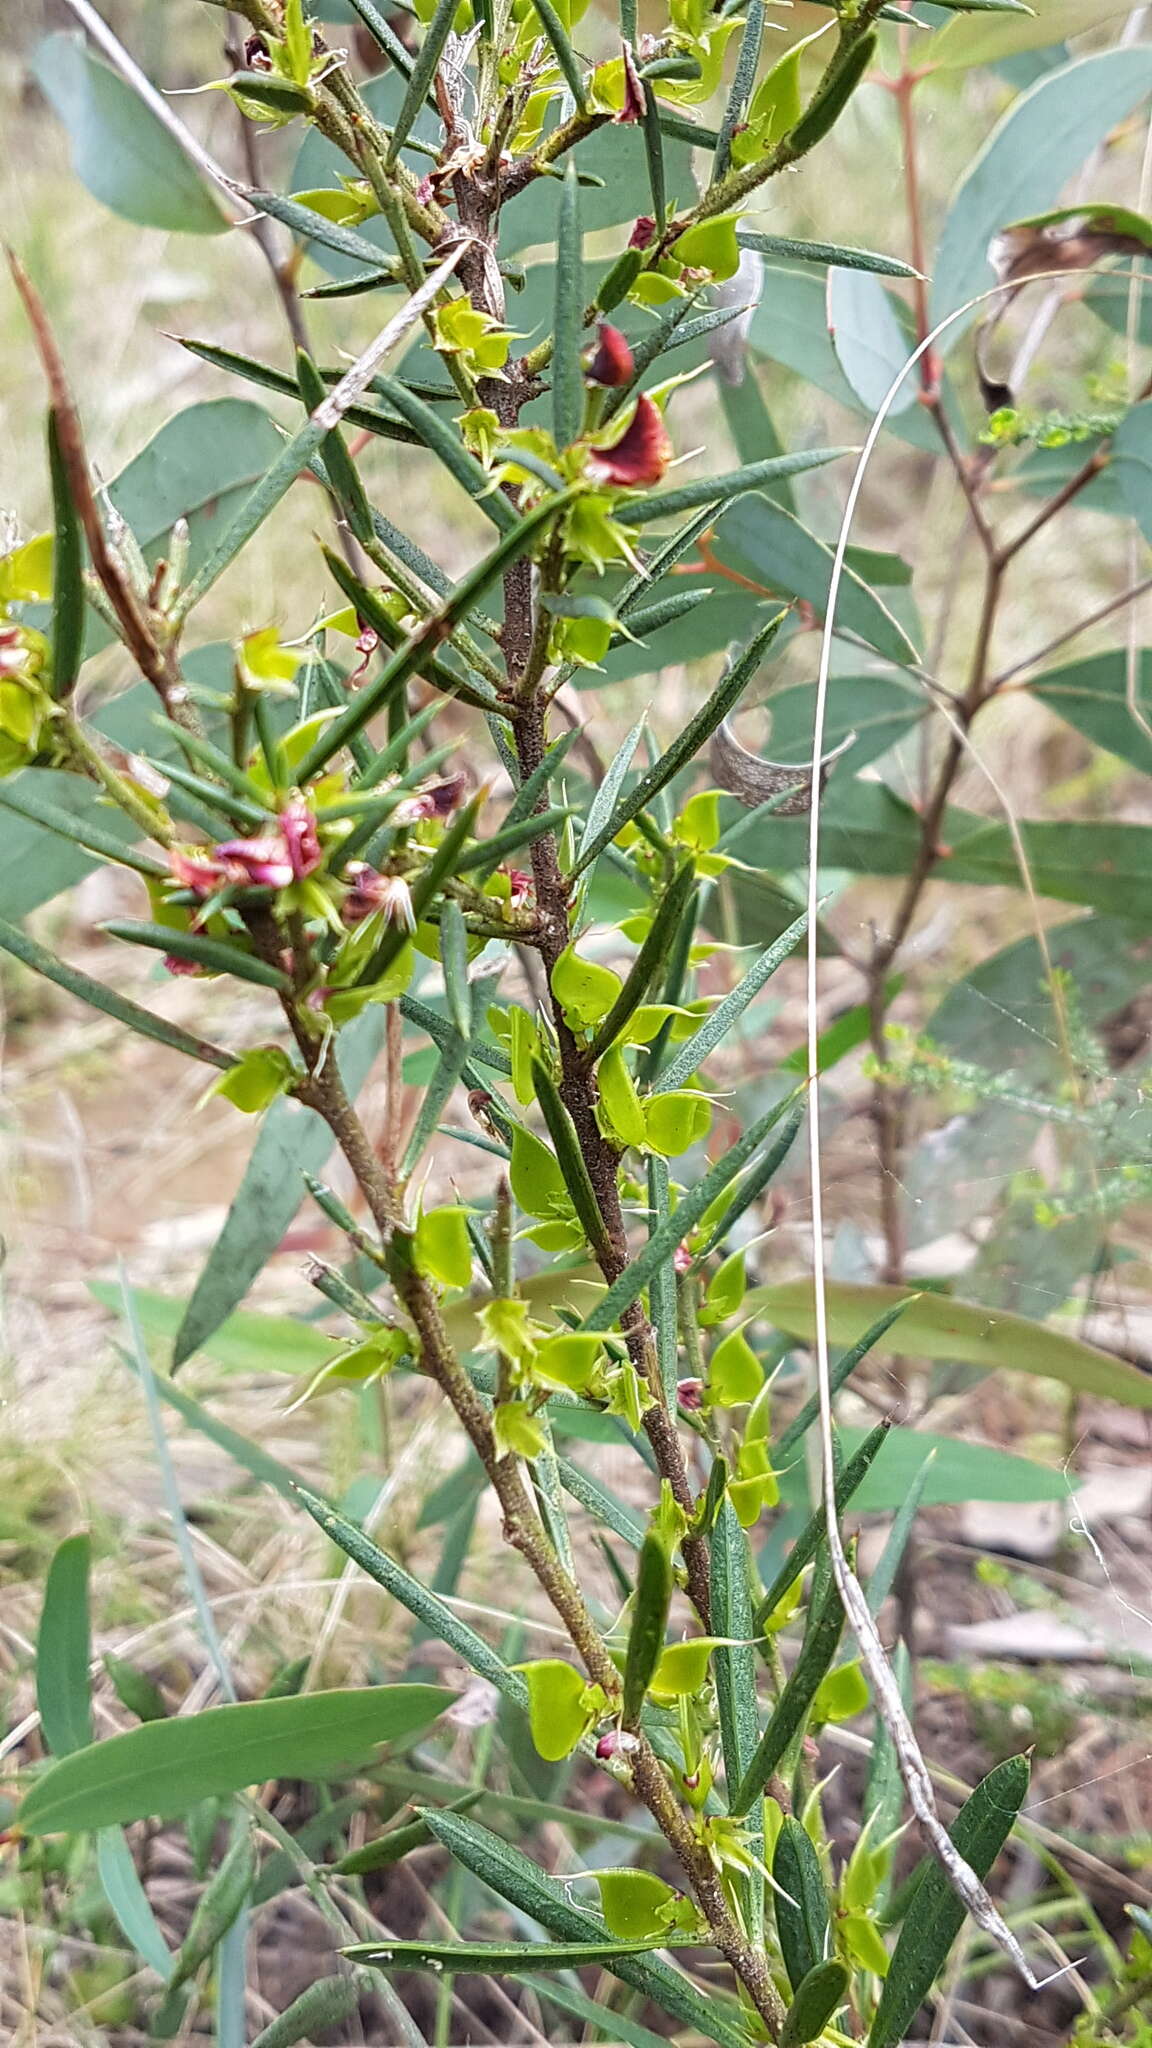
[
  {"x1": 0, "y1": 779, "x2": 166, "y2": 879},
  {"x1": 528, "y1": 0, "x2": 588, "y2": 107},
  {"x1": 248, "y1": 187, "x2": 401, "y2": 272},
  {"x1": 589, "y1": 863, "x2": 697, "y2": 1060},
  {"x1": 758, "y1": 1423, "x2": 891, "y2": 1623},
  {"x1": 656, "y1": 910, "x2": 808, "y2": 1093},
  {"x1": 731, "y1": 1570, "x2": 846, "y2": 1814},
  {"x1": 781, "y1": 1960, "x2": 847, "y2": 2047},
  {"x1": 0, "y1": 915, "x2": 236, "y2": 1073},
  {"x1": 173, "y1": 1007, "x2": 385, "y2": 1364},
  {"x1": 349, "y1": 1936, "x2": 683, "y2": 1973},
  {"x1": 402, "y1": 991, "x2": 512, "y2": 1078},
  {"x1": 622, "y1": 1532, "x2": 673, "y2": 1729},
  {"x1": 342, "y1": 0, "x2": 417, "y2": 79},
  {"x1": 249, "y1": 1980, "x2": 362, "y2": 2048},
  {"x1": 420, "y1": 1809, "x2": 750, "y2": 2048},
  {"x1": 531, "y1": 1057, "x2": 614, "y2": 1264},
  {"x1": 863, "y1": 1639, "x2": 910, "y2": 1874},
  {"x1": 37, "y1": 1535, "x2": 92, "y2": 1757},
  {"x1": 177, "y1": 336, "x2": 419, "y2": 444},
  {"x1": 573, "y1": 611, "x2": 787, "y2": 874},
  {"x1": 439, "y1": 900, "x2": 471, "y2": 1042},
  {"x1": 46, "y1": 408, "x2": 84, "y2": 698},
  {"x1": 402, "y1": 1030, "x2": 469, "y2": 1175},
  {"x1": 576, "y1": 715, "x2": 645, "y2": 867},
  {"x1": 712, "y1": 1502, "x2": 759, "y2": 1804},
  {"x1": 555, "y1": 1456, "x2": 646, "y2": 1548},
  {"x1": 20, "y1": 1685, "x2": 455, "y2": 1835},
  {"x1": 301, "y1": 493, "x2": 574, "y2": 780},
  {"x1": 387, "y1": 0, "x2": 460, "y2": 162},
  {"x1": 297, "y1": 348, "x2": 373, "y2": 541},
  {"x1": 867, "y1": 1455, "x2": 933, "y2": 1614},
  {"x1": 698, "y1": 1101, "x2": 805, "y2": 1258},
  {"x1": 534, "y1": 1979, "x2": 671, "y2": 2048},
  {"x1": 582, "y1": 1087, "x2": 803, "y2": 1333},
  {"x1": 712, "y1": 1501, "x2": 762, "y2": 1928},
  {"x1": 170, "y1": 1820, "x2": 256, "y2": 1992},
  {"x1": 456, "y1": 805, "x2": 571, "y2": 875},
  {"x1": 712, "y1": 0, "x2": 765, "y2": 183},
  {"x1": 868, "y1": 1756, "x2": 1031, "y2": 2048},
  {"x1": 774, "y1": 1302, "x2": 913, "y2": 1460},
  {"x1": 295, "y1": 1487, "x2": 529, "y2": 1714},
  {"x1": 553, "y1": 162, "x2": 585, "y2": 449},
  {"x1": 620, "y1": 589, "x2": 714, "y2": 643},
  {"x1": 372, "y1": 374, "x2": 518, "y2": 531},
  {"x1": 101, "y1": 922, "x2": 291, "y2": 991},
  {"x1": 96, "y1": 1827, "x2": 175, "y2": 1980},
  {"x1": 641, "y1": 69, "x2": 666, "y2": 226},
  {"x1": 646, "y1": 1154, "x2": 679, "y2": 1406},
  {"x1": 737, "y1": 231, "x2": 919, "y2": 279},
  {"x1": 774, "y1": 1817, "x2": 831, "y2": 1991},
  {"x1": 617, "y1": 447, "x2": 852, "y2": 527},
  {"x1": 319, "y1": 548, "x2": 502, "y2": 714}
]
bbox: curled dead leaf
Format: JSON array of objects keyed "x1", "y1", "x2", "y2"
[{"x1": 709, "y1": 716, "x2": 854, "y2": 816}]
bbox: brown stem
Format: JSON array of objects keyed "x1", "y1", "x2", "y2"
[
  {"x1": 284, "y1": 994, "x2": 783, "y2": 2029},
  {"x1": 9, "y1": 253, "x2": 192, "y2": 727}
]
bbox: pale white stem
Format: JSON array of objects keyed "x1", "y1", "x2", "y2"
[{"x1": 312, "y1": 240, "x2": 469, "y2": 431}]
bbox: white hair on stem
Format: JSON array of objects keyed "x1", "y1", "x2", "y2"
[{"x1": 800, "y1": 268, "x2": 1135, "y2": 1993}]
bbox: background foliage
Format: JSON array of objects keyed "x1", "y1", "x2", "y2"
[{"x1": 2, "y1": 1, "x2": 1152, "y2": 2044}]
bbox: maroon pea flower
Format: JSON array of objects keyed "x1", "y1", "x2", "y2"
[
  {"x1": 677, "y1": 1377, "x2": 704, "y2": 1412},
  {"x1": 168, "y1": 847, "x2": 229, "y2": 900},
  {"x1": 213, "y1": 835, "x2": 296, "y2": 890},
  {"x1": 587, "y1": 395, "x2": 672, "y2": 489},
  {"x1": 279, "y1": 795, "x2": 322, "y2": 881},
  {"x1": 341, "y1": 863, "x2": 416, "y2": 931},
  {"x1": 162, "y1": 953, "x2": 206, "y2": 978},
  {"x1": 391, "y1": 771, "x2": 467, "y2": 828},
  {"x1": 628, "y1": 215, "x2": 657, "y2": 251},
  {"x1": 586, "y1": 321, "x2": 635, "y2": 389}
]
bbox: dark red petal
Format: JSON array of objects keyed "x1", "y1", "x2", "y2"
[
  {"x1": 587, "y1": 394, "x2": 672, "y2": 487},
  {"x1": 585, "y1": 321, "x2": 635, "y2": 388}
]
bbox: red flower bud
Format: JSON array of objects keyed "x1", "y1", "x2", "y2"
[
  {"x1": 586, "y1": 321, "x2": 634, "y2": 388},
  {"x1": 617, "y1": 42, "x2": 647, "y2": 124},
  {"x1": 595, "y1": 1729, "x2": 640, "y2": 1760},
  {"x1": 587, "y1": 394, "x2": 672, "y2": 488}
]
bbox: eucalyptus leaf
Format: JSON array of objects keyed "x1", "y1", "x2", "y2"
[
  {"x1": 21, "y1": 1686, "x2": 456, "y2": 1834},
  {"x1": 33, "y1": 33, "x2": 229, "y2": 235}
]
